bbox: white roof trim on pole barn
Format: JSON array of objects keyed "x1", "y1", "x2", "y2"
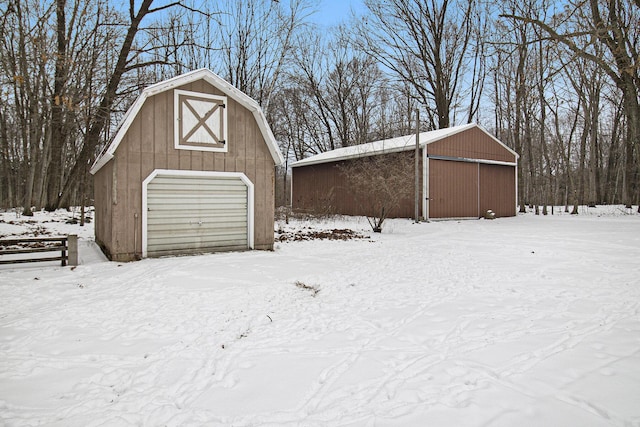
[
  {"x1": 90, "y1": 68, "x2": 284, "y2": 175},
  {"x1": 290, "y1": 123, "x2": 518, "y2": 168}
]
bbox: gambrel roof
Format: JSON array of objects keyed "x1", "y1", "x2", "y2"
[{"x1": 90, "y1": 69, "x2": 284, "y2": 174}]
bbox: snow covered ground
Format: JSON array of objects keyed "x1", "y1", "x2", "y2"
[{"x1": 1, "y1": 206, "x2": 639, "y2": 426}]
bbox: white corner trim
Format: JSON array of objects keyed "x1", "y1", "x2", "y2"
[
  {"x1": 142, "y1": 169, "x2": 255, "y2": 258},
  {"x1": 90, "y1": 152, "x2": 113, "y2": 175},
  {"x1": 423, "y1": 146, "x2": 428, "y2": 221},
  {"x1": 515, "y1": 164, "x2": 519, "y2": 215}
]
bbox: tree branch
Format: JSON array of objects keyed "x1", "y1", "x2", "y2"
[{"x1": 499, "y1": 13, "x2": 621, "y2": 86}]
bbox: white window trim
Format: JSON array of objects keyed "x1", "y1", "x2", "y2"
[
  {"x1": 174, "y1": 89, "x2": 229, "y2": 153},
  {"x1": 142, "y1": 169, "x2": 254, "y2": 258}
]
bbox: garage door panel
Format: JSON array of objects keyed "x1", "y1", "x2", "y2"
[
  {"x1": 150, "y1": 176, "x2": 246, "y2": 187},
  {"x1": 148, "y1": 233, "x2": 247, "y2": 247},
  {"x1": 148, "y1": 192, "x2": 245, "y2": 200},
  {"x1": 147, "y1": 240, "x2": 247, "y2": 255},
  {"x1": 145, "y1": 173, "x2": 250, "y2": 256},
  {"x1": 148, "y1": 213, "x2": 247, "y2": 224},
  {"x1": 148, "y1": 229, "x2": 247, "y2": 241},
  {"x1": 148, "y1": 203, "x2": 247, "y2": 211},
  {"x1": 149, "y1": 226, "x2": 246, "y2": 237},
  {"x1": 147, "y1": 212, "x2": 247, "y2": 224},
  {"x1": 147, "y1": 221, "x2": 247, "y2": 232},
  {"x1": 147, "y1": 201, "x2": 247, "y2": 210},
  {"x1": 148, "y1": 224, "x2": 246, "y2": 237},
  {"x1": 147, "y1": 190, "x2": 248, "y2": 199}
]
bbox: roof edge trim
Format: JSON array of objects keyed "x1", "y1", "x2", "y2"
[{"x1": 291, "y1": 123, "x2": 490, "y2": 168}]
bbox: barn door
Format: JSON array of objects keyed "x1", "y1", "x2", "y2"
[
  {"x1": 143, "y1": 171, "x2": 254, "y2": 257},
  {"x1": 174, "y1": 89, "x2": 228, "y2": 152},
  {"x1": 428, "y1": 159, "x2": 479, "y2": 218},
  {"x1": 479, "y1": 163, "x2": 517, "y2": 217}
]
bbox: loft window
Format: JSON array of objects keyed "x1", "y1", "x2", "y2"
[{"x1": 174, "y1": 89, "x2": 228, "y2": 152}]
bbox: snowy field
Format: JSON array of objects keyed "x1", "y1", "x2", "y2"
[{"x1": 1, "y1": 206, "x2": 639, "y2": 426}]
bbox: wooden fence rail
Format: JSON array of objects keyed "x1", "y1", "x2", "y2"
[{"x1": 0, "y1": 235, "x2": 78, "y2": 266}]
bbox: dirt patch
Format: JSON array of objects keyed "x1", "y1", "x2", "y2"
[
  {"x1": 0, "y1": 225, "x2": 51, "y2": 240},
  {"x1": 294, "y1": 280, "x2": 320, "y2": 297},
  {"x1": 276, "y1": 228, "x2": 369, "y2": 242}
]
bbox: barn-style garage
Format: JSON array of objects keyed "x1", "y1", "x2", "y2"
[
  {"x1": 91, "y1": 69, "x2": 284, "y2": 261},
  {"x1": 291, "y1": 123, "x2": 518, "y2": 220}
]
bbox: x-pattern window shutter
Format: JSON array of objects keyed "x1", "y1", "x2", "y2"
[{"x1": 174, "y1": 89, "x2": 228, "y2": 152}]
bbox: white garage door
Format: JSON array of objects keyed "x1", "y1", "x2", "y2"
[{"x1": 144, "y1": 172, "x2": 251, "y2": 257}]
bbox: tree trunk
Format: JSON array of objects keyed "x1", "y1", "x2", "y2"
[
  {"x1": 573, "y1": 126, "x2": 589, "y2": 214},
  {"x1": 57, "y1": 0, "x2": 157, "y2": 208},
  {"x1": 604, "y1": 106, "x2": 623, "y2": 204},
  {"x1": 0, "y1": 109, "x2": 13, "y2": 208},
  {"x1": 621, "y1": 77, "x2": 639, "y2": 208},
  {"x1": 514, "y1": 40, "x2": 528, "y2": 213},
  {"x1": 45, "y1": 0, "x2": 68, "y2": 211},
  {"x1": 588, "y1": 82, "x2": 600, "y2": 206}
]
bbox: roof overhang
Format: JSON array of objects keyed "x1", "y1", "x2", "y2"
[
  {"x1": 90, "y1": 68, "x2": 284, "y2": 175},
  {"x1": 290, "y1": 123, "x2": 518, "y2": 168}
]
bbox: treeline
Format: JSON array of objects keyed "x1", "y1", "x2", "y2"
[{"x1": 0, "y1": 0, "x2": 638, "y2": 213}]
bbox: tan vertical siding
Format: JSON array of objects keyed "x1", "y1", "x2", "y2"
[
  {"x1": 255, "y1": 157, "x2": 274, "y2": 250},
  {"x1": 427, "y1": 159, "x2": 479, "y2": 218},
  {"x1": 95, "y1": 78, "x2": 276, "y2": 261},
  {"x1": 153, "y1": 92, "x2": 168, "y2": 167},
  {"x1": 235, "y1": 98, "x2": 247, "y2": 173},
  {"x1": 93, "y1": 161, "x2": 113, "y2": 257}
]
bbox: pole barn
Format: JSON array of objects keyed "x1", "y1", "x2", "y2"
[{"x1": 291, "y1": 124, "x2": 518, "y2": 220}]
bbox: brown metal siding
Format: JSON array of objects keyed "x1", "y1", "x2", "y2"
[
  {"x1": 428, "y1": 126, "x2": 516, "y2": 163},
  {"x1": 479, "y1": 163, "x2": 516, "y2": 217},
  {"x1": 292, "y1": 151, "x2": 420, "y2": 218},
  {"x1": 291, "y1": 127, "x2": 517, "y2": 221},
  {"x1": 94, "y1": 79, "x2": 276, "y2": 261},
  {"x1": 292, "y1": 163, "x2": 345, "y2": 215},
  {"x1": 429, "y1": 159, "x2": 478, "y2": 218}
]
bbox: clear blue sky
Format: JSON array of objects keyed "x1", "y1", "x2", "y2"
[{"x1": 310, "y1": 0, "x2": 366, "y2": 27}]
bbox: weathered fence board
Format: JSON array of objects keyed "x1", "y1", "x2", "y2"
[{"x1": 0, "y1": 235, "x2": 78, "y2": 266}]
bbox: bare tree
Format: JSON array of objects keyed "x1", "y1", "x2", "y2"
[
  {"x1": 0, "y1": 0, "x2": 53, "y2": 213},
  {"x1": 502, "y1": 0, "x2": 640, "y2": 209},
  {"x1": 288, "y1": 29, "x2": 341, "y2": 153},
  {"x1": 355, "y1": 0, "x2": 477, "y2": 129},
  {"x1": 3, "y1": 0, "x2": 636, "y2": 214},
  {"x1": 489, "y1": 0, "x2": 538, "y2": 212},
  {"x1": 45, "y1": 0, "x2": 69, "y2": 211},
  {"x1": 57, "y1": 0, "x2": 196, "y2": 208},
  {"x1": 208, "y1": 0, "x2": 312, "y2": 111},
  {"x1": 276, "y1": 26, "x2": 388, "y2": 158},
  {"x1": 0, "y1": 0, "x2": 201, "y2": 210},
  {"x1": 338, "y1": 152, "x2": 416, "y2": 232}
]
